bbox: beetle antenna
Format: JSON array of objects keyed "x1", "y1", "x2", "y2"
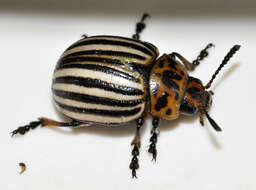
[
  {"x1": 202, "y1": 109, "x2": 222, "y2": 131},
  {"x1": 204, "y1": 45, "x2": 241, "y2": 89}
]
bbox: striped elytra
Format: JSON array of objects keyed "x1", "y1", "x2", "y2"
[{"x1": 52, "y1": 35, "x2": 159, "y2": 125}]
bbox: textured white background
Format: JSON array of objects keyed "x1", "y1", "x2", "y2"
[{"x1": 1, "y1": 0, "x2": 255, "y2": 189}]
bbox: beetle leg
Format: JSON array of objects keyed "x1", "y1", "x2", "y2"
[
  {"x1": 132, "y1": 13, "x2": 150, "y2": 40},
  {"x1": 199, "y1": 112, "x2": 204, "y2": 126},
  {"x1": 148, "y1": 117, "x2": 160, "y2": 161},
  {"x1": 11, "y1": 117, "x2": 82, "y2": 136},
  {"x1": 192, "y1": 43, "x2": 215, "y2": 66},
  {"x1": 81, "y1": 34, "x2": 88, "y2": 38},
  {"x1": 129, "y1": 113, "x2": 146, "y2": 178},
  {"x1": 169, "y1": 44, "x2": 214, "y2": 71},
  {"x1": 169, "y1": 53, "x2": 195, "y2": 71}
]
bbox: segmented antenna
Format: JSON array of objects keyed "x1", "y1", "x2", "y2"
[
  {"x1": 141, "y1": 13, "x2": 150, "y2": 22},
  {"x1": 205, "y1": 45, "x2": 241, "y2": 89},
  {"x1": 203, "y1": 110, "x2": 222, "y2": 131}
]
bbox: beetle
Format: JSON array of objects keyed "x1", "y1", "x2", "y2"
[{"x1": 11, "y1": 14, "x2": 241, "y2": 178}]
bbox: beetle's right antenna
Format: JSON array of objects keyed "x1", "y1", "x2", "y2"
[
  {"x1": 132, "y1": 13, "x2": 150, "y2": 40},
  {"x1": 204, "y1": 45, "x2": 241, "y2": 89},
  {"x1": 202, "y1": 109, "x2": 222, "y2": 131}
]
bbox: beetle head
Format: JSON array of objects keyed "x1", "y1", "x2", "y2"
[{"x1": 180, "y1": 45, "x2": 241, "y2": 131}]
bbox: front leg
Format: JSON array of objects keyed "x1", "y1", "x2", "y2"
[
  {"x1": 169, "y1": 43, "x2": 214, "y2": 71},
  {"x1": 192, "y1": 43, "x2": 214, "y2": 66}
]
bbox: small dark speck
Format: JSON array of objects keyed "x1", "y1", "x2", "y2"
[
  {"x1": 175, "y1": 92, "x2": 179, "y2": 100},
  {"x1": 158, "y1": 60, "x2": 164, "y2": 68},
  {"x1": 166, "y1": 109, "x2": 172, "y2": 115},
  {"x1": 19, "y1": 162, "x2": 26, "y2": 174},
  {"x1": 154, "y1": 73, "x2": 161, "y2": 77}
]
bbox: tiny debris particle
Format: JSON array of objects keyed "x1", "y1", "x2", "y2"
[{"x1": 19, "y1": 162, "x2": 26, "y2": 174}]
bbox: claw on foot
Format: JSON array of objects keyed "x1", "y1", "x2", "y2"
[
  {"x1": 11, "y1": 121, "x2": 42, "y2": 136},
  {"x1": 148, "y1": 129, "x2": 158, "y2": 161},
  {"x1": 148, "y1": 142, "x2": 157, "y2": 161},
  {"x1": 129, "y1": 145, "x2": 139, "y2": 178}
]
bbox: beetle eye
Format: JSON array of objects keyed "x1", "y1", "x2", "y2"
[{"x1": 204, "y1": 91, "x2": 213, "y2": 108}]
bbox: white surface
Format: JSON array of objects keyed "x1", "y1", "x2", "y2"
[{"x1": 1, "y1": 1, "x2": 256, "y2": 189}]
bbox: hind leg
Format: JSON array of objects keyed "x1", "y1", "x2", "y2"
[{"x1": 11, "y1": 117, "x2": 83, "y2": 136}]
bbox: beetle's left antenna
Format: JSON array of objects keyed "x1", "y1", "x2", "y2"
[
  {"x1": 204, "y1": 45, "x2": 241, "y2": 89},
  {"x1": 132, "y1": 13, "x2": 150, "y2": 40}
]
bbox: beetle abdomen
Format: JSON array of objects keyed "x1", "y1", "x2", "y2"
[{"x1": 52, "y1": 36, "x2": 154, "y2": 125}]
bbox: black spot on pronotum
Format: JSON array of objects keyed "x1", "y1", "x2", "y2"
[
  {"x1": 154, "y1": 92, "x2": 169, "y2": 111},
  {"x1": 166, "y1": 109, "x2": 172, "y2": 115},
  {"x1": 162, "y1": 71, "x2": 181, "y2": 91},
  {"x1": 180, "y1": 70, "x2": 184, "y2": 76},
  {"x1": 175, "y1": 92, "x2": 179, "y2": 100},
  {"x1": 154, "y1": 73, "x2": 161, "y2": 77},
  {"x1": 158, "y1": 60, "x2": 164, "y2": 68},
  {"x1": 168, "y1": 63, "x2": 178, "y2": 70},
  {"x1": 163, "y1": 70, "x2": 182, "y2": 81}
]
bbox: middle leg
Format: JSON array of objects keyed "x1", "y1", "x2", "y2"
[
  {"x1": 148, "y1": 117, "x2": 160, "y2": 161},
  {"x1": 129, "y1": 112, "x2": 146, "y2": 178}
]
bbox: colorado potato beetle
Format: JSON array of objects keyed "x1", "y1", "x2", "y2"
[{"x1": 11, "y1": 14, "x2": 241, "y2": 178}]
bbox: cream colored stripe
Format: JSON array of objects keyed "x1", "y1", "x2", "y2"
[
  {"x1": 54, "y1": 102, "x2": 145, "y2": 124},
  {"x1": 72, "y1": 36, "x2": 156, "y2": 55},
  {"x1": 52, "y1": 83, "x2": 144, "y2": 101},
  {"x1": 56, "y1": 61, "x2": 142, "y2": 79},
  {"x1": 53, "y1": 95, "x2": 142, "y2": 111},
  {"x1": 53, "y1": 68, "x2": 144, "y2": 90},
  {"x1": 61, "y1": 44, "x2": 150, "y2": 60}
]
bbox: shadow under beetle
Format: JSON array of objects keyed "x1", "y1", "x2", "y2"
[{"x1": 11, "y1": 14, "x2": 241, "y2": 178}]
